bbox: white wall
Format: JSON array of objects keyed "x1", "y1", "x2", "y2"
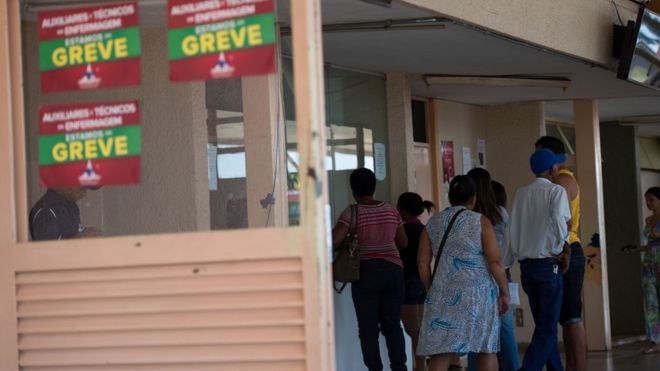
[{"x1": 432, "y1": 99, "x2": 545, "y2": 343}]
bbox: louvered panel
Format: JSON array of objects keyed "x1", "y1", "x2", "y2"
[
  {"x1": 19, "y1": 326, "x2": 305, "y2": 350},
  {"x1": 21, "y1": 362, "x2": 305, "y2": 371},
  {"x1": 20, "y1": 343, "x2": 305, "y2": 366},
  {"x1": 16, "y1": 258, "x2": 307, "y2": 370},
  {"x1": 17, "y1": 271, "x2": 302, "y2": 301},
  {"x1": 16, "y1": 258, "x2": 301, "y2": 285},
  {"x1": 18, "y1": 289, "x2": 303, "y2": 318}
]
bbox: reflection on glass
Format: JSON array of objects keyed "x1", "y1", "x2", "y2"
[
  {"x1": 364, "y1": 128, "x2": 374, "y2": 172},
  {"x1": 330, "y1": 124, "x2": 358, "y2": 171}
]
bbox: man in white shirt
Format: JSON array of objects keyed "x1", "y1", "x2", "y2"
[{"x1": 508, "y1": 148, "x2": 572, "y2": 371}]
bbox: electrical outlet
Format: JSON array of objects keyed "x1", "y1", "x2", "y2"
[{"x1": 515, "y1": 308, "x2": 524, "y2": 327}]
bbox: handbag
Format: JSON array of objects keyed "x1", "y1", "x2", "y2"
[
  {"x1": 430, "y1": 208, "x2": 466, "y2": 284},
  {"x1": 333, "y1": 205, "x2": 359, "y2": 293}
]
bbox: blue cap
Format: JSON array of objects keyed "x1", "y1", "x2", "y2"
[{"x1": 530, "y1": 148, "x2": 565, "y2": 175}]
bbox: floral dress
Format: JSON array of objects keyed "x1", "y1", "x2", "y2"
[
  {"x1": 417, "y1": 206, "x2": 500, "y2": 355},
  {"x1": 643, "y1": 221, "x2": 660, "y2": 343}
]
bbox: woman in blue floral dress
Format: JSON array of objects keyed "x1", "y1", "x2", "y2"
[{"x1": 417, "y1": 176, "x2": 510, "y2": 371}]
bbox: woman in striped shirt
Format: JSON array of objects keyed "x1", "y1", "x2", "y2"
[{"x1": 333, "y1": 168, "x2": 408, "y2": 371}]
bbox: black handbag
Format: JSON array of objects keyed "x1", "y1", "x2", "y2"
[
  {"x1": 333, "y1": 205, "x2": 359, "y2": 293},
  {"x1": 430, "y1": 209, "x2": 466, "y2": 284}
]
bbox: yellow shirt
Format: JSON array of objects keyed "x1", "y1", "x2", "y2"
[{"x1": 559, "y1": 169, "x2": 581, "y2": 244}]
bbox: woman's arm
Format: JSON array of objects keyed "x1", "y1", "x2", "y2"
[
  {"x1": 417, "y1": 228, "x2": 432, "y2": 290},
  {"x1": 481, "y1": 216, "x2": 510, "y2": 315},
  {"x1": 395, "y1": 224, "x2": 408, "y2": 250},
  {"x1": 332, "y1": 222, "x2": 349, "y2": 247}
]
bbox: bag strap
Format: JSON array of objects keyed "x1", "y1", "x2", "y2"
[
  {"x1": 430, "y1": 208, "x2": 466, "y2": 283},
  {"x1": 334, "y1": 205, "x2": 359, "y2": 294},
  {"x1": 348, "y1": 204, "x2": 358, "y2": 241}
]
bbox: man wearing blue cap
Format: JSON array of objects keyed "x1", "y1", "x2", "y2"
[{"x1": 508, "y1": 148, "x2": 572, "y2": 371}]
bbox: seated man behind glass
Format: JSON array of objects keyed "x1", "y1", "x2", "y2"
[{"x1": 29, "y1": 187, "x2": 102, "y2": 240}]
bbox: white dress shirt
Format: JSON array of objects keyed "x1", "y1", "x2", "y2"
[{"x1": 507, "y1": 177, "x2": 571, "y2": 260}]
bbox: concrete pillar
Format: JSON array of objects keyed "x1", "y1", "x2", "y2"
[
  {"x1": 242, "y1": 75, "x2": 288, "y2": 227},
  {"x1": 600, "y1": 122, "x2": 645, "y2": 337},
  {"x1": 574, "y1": 99, "x2": 612, "y2": 351},
  {"x1": 483, "y1": 102, "x2": 545, "y2": 342},
  {"x1": 386, "y1": 73, "x2": 415, "y2": 199}
]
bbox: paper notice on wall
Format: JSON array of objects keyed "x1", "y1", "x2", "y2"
[
  {"x1": 374, "y1": 142, "x2": 386, "y2": 181},
  {"x1": 38, "y1": 100, "x2": 141, "y2": 187},
  {"x1": 38, "y1": 2, "x2": 141, "y2": 93},
  {"x1": 477, "y1": 138, "x2": 486, "y2": 167},
  {"x1": 462, "y1": 146, "x2": 472, "y2": 174},
  {"x1": 167, "y1": 0, "x2": 276, "y2": 82},
  {"x1": 509, "y1": 282, "x2": 521, "y2": 305},
  {"x1": 441, "y1": 140, "x2": 454, "y2": 184}
]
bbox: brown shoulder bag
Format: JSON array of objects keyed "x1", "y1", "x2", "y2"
[{"x1": 333, "y1": 205, "x2": 360, "y2": 293}]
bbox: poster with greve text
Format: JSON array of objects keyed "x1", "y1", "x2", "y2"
[
  {"x1": 38, "y1": 2, "x2": 141, "y2": 93},
  {"x1": 168, "y1": 0, "x2": 276, "y2": 81},
  {"x1": 38, "y1": 101, "x2": 141, "y2": 188}
]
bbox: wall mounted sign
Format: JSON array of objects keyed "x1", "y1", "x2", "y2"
[
  {"x1": 167, "y1": 0, "x2": 276, "y2": 82},
  {"x1": 374, "y1": 142, "x2": 386, "y2": 181},
  {"x1": 477, "y1": 138, "x2": 486, "y2": 167},
  {"x1": 38, "y1": 101, "x2": 141, "y2": 187},
  {"x1": 462, "y1": 146, "x2": 472, "y2": 174},
  {"x1": 441, "y1": 140, "x2": 455, "y2": 184},
  {"x1": 38, "y1": 2, "x2": 141, "y2": 94}
]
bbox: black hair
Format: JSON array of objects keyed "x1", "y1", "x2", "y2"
[
  {"x1": 645, "y1": 187, "x2": 660, "y2": 199},
  {"x1": 467, "y1": 168, "x2": 502, "y2": 225},
  {"x1": 491, "y1": 180, "x2": 507, "y2": 208},
  {"x1": 535, "y1": 136, "x2": 566, "y2": 155},
  {"x1": 448, "y1": 175, "x2": 476, "y2": 206},
  {"x1": 397, "y1": 192, "x2": 435, "y2": 216},
  {"x1": 350, "y1": 168, "x2": 376, "y2": 197}
]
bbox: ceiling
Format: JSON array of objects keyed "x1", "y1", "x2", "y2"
[
  {"x1": 308, "y1": 0, "x2": 660, "y2": 135},
  {"x1": 22, "y1": 0, "x2": 660, "y2": 135}
]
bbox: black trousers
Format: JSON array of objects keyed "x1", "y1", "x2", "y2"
[{"x1": 351, "y1": 259, "x2": 407, "y2": 371}]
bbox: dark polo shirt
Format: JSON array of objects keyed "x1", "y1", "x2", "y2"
[{"x1": 29, "y1": 189, "x2": 83, "y2": 241}]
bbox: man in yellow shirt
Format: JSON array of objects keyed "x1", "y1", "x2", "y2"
[{"x1": 536, "y1": 136, "x2": 586, "y2": 371}]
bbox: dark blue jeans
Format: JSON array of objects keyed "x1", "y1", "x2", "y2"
[
  {"x1": 520, "y1": 259, "x2": 564, "y2": 371},
  {"x1": 352, "y1": 259, "x2": 407, "y2": 371}
]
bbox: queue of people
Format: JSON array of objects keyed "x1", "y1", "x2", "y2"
[{"x1": 331, "y1": 135, "x2": 598, "y2": 371}]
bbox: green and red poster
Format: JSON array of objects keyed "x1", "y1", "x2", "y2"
[
  {"x1": 38, "y1": 2, "x2": 141, "y2": 93},
  {"x1": 167, "y1": 0, "x2": 276, "y2": 82},
  {"x1": 38, "y1": 101, "x2": 141, "y2": 187}
]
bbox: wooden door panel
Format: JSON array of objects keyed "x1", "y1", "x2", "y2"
[{"x1": 11, "y1": 229, "x2": 308, "y2": 370}]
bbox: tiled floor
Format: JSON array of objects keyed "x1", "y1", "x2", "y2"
[
  {"x1": 584, "y1": 342, "x2": 660, "y2": 371},
  {"x1": 455, "y1": 341, "x2": 660, "y2": 370}
]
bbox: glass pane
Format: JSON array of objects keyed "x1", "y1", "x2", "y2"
[
  {"x1": 21, "y1": 0, "x2": 298, "y2": 240},
  {"x1": 282, "y1": 62, "x2": 389, "y2": 225}
]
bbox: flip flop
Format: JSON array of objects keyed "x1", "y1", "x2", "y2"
[{"x1": 643, "y1": 344, "x2": 660, "y2": 354}]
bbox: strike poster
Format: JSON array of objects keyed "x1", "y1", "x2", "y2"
[
  {"x1": 38, "y1": 101, "x2": 141, "y2": 187},
  {"x1": 441, "y1": 140, "x2": 455, "y2": 184},
  {"x1": 167, "y1": 0, "x2": 276, "y2": 82},
  {"x1": 38, "y1": 2, "x2": 141, "y2": 93}
]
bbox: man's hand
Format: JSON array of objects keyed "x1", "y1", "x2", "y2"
[
  {"x1": 558, "y1": 251, "x2": 570, "y2": 274},
  {"x1": 75, "y1": 227, "x2": 103, "y2": 238}
]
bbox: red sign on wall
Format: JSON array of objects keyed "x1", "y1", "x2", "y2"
[
  {"x1": 38, "y1": 2, "x2": 141, "y2": 93},
  {"x1": 38, "y1": 101, "x2": 141, "y2": 187},
  {"x1": 167, "y1": 0, "x2": 276, "y2": 82}
]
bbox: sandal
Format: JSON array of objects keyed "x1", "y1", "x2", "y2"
[{"x1": 643, "y1": 343, "x2": 660, "y2": 354}]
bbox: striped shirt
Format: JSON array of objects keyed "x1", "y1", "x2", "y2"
[{"x1": 338, "y1": 202, "x2": 403, "y2": 267}]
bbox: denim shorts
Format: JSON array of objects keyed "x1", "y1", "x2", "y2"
[{"x1": 560, "y1": 243, "x2": 585, "y2": 325}]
